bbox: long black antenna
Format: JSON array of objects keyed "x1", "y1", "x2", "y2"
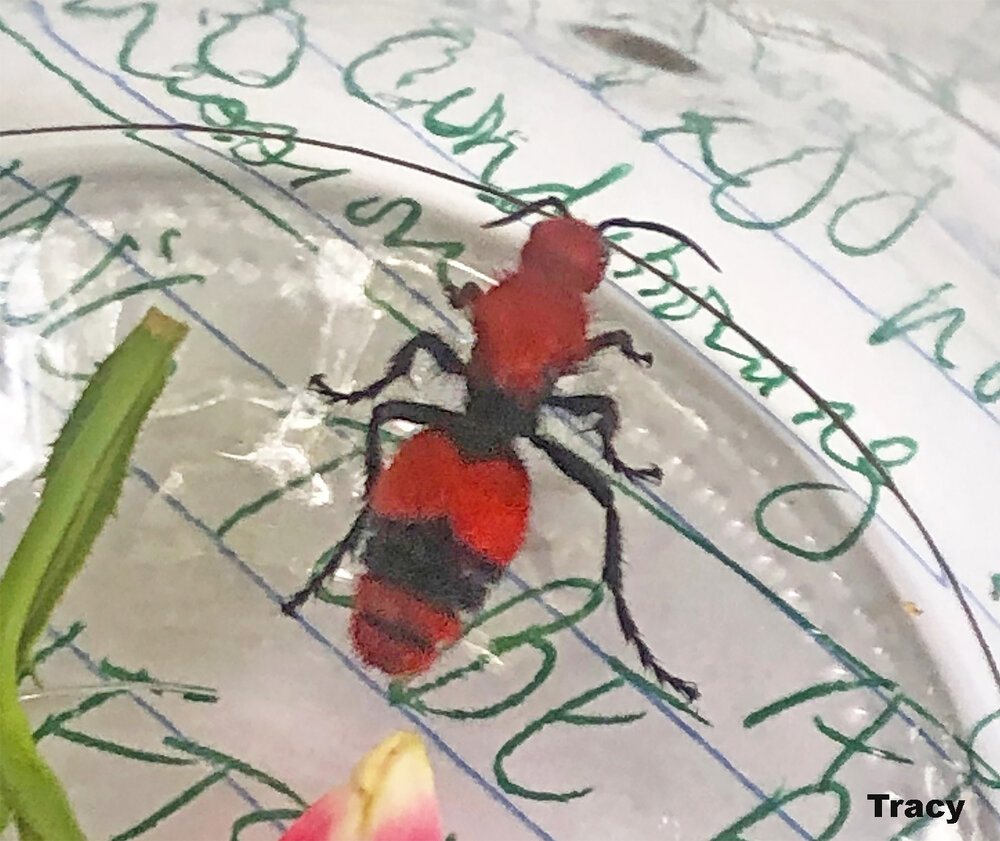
[
  {"x1": 3, "y1": 120, "x2": 996, "y2": 694},
  {"x1": 482, "y1": 196, "x2": 571, "y2": 228},
  {"x1": 598, "y1": 216, "x2": 721, "y2": 272}
]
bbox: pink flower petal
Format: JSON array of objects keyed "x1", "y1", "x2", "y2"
[
  {"x1": 355, "y1": 733, "x2": 442, "y2": 841},
  {"x1": 281, "y1": 732, "x2": 443, "y2": 841},
  {"x1": 279, "y1": 788, "x2": 354, "y2": 841}
]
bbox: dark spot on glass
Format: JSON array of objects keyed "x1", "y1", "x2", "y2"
[{"x1": 571, "y1": 25, "x2": 701, "y2": 74}]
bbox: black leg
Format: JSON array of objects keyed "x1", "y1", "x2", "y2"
[
  {"x1": 587, "y1": 330, "x2": 653, "y2": 367},
  {"x1": 546, "y1": 394, "x2": 662, "y2": 484},
  {"x1": 364, "y1": 400, "x2": 461, "y2": 495},
  {"x1": 529, "y1": 434, "x2": 700, "y2": 702},
  {"x1": 281, "y1": 512, "x2": 368, "y2": 615},
  {"x1": 308, "y1": 332, "x2": 464, "y2": 405},
  {"x1": 282, "y1": 399, "x2": 460, "y2": 614}
]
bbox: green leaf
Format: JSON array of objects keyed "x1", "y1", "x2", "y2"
[{"x1": 0, "y1": 307, "x2": 188, "y2": 840}]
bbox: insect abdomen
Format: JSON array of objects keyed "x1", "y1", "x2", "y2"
[
  {"x1": 368, "y1": 429, "x2": 530, "y2": 565},
  {"x1": 351, "y1": 573, "x2": 461, "y2": 676},
  {"x1": 364, "y1": 517, "x2": 505, "y2": 612},
  {"x1": 352, "y1": 431, "x2": 530, "y2": 675},
  {"x1": 352, "y1": 518, "x2": 504, "y2": 675}
]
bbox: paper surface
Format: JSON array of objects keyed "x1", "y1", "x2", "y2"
[{"x1": 1, "y1": 1, "x2": 999, "y2": 839}]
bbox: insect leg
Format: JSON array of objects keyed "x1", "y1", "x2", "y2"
[
  {"x1": 546, "y1": 394, "x2": 662, "y2": 483},
  {"x1": 281, "y1": 512, "x2": 368, "y2": 615},
  {"x1": 586, "y1": 330, "x2": 653, "y2": 367},
  {"x1": 282, "y1": 401, "x2": 459, "y2": 615},
  {"x1": 364, "y1": 400, "x2": 461, "y2": 495},
  {"x1": 309, "y1": 332, "x2": 464, "y2": 405},
  {"x1": 529, "y1": 433, "x2": 700, "y2": 702}
]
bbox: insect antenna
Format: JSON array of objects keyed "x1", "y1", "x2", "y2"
[
  {"x1": 597, "y1": 216, "x2": 721, "y2": 272},
  {"x1": 0, "y1": 122, "x2": 524, "y2": 211},
  {"x1": 481, "y1": 195, "x2": 570, "y2": 229}
]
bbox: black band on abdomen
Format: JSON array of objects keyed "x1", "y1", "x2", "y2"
[{"x1": 362, "y1": 516, "x2": 504, "y2": 614}]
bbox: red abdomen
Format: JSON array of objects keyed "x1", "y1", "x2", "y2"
[
  {"x1": 354, "y1": 430, "x2": 530, "y2": 675},
  {"x1": 351, "y1": 574, "x2": 462, "y2": 676},
  {"x1": 369, "y1": 430, "x2": 530, "y2": 564}
]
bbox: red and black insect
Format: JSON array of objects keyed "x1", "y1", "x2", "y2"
[
  {"x1": 5, "y1": 123, "x2": 994, "y2": 697},
  {"x1": 280, "y1": 196, "x2": 720, "y2": 702}
]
